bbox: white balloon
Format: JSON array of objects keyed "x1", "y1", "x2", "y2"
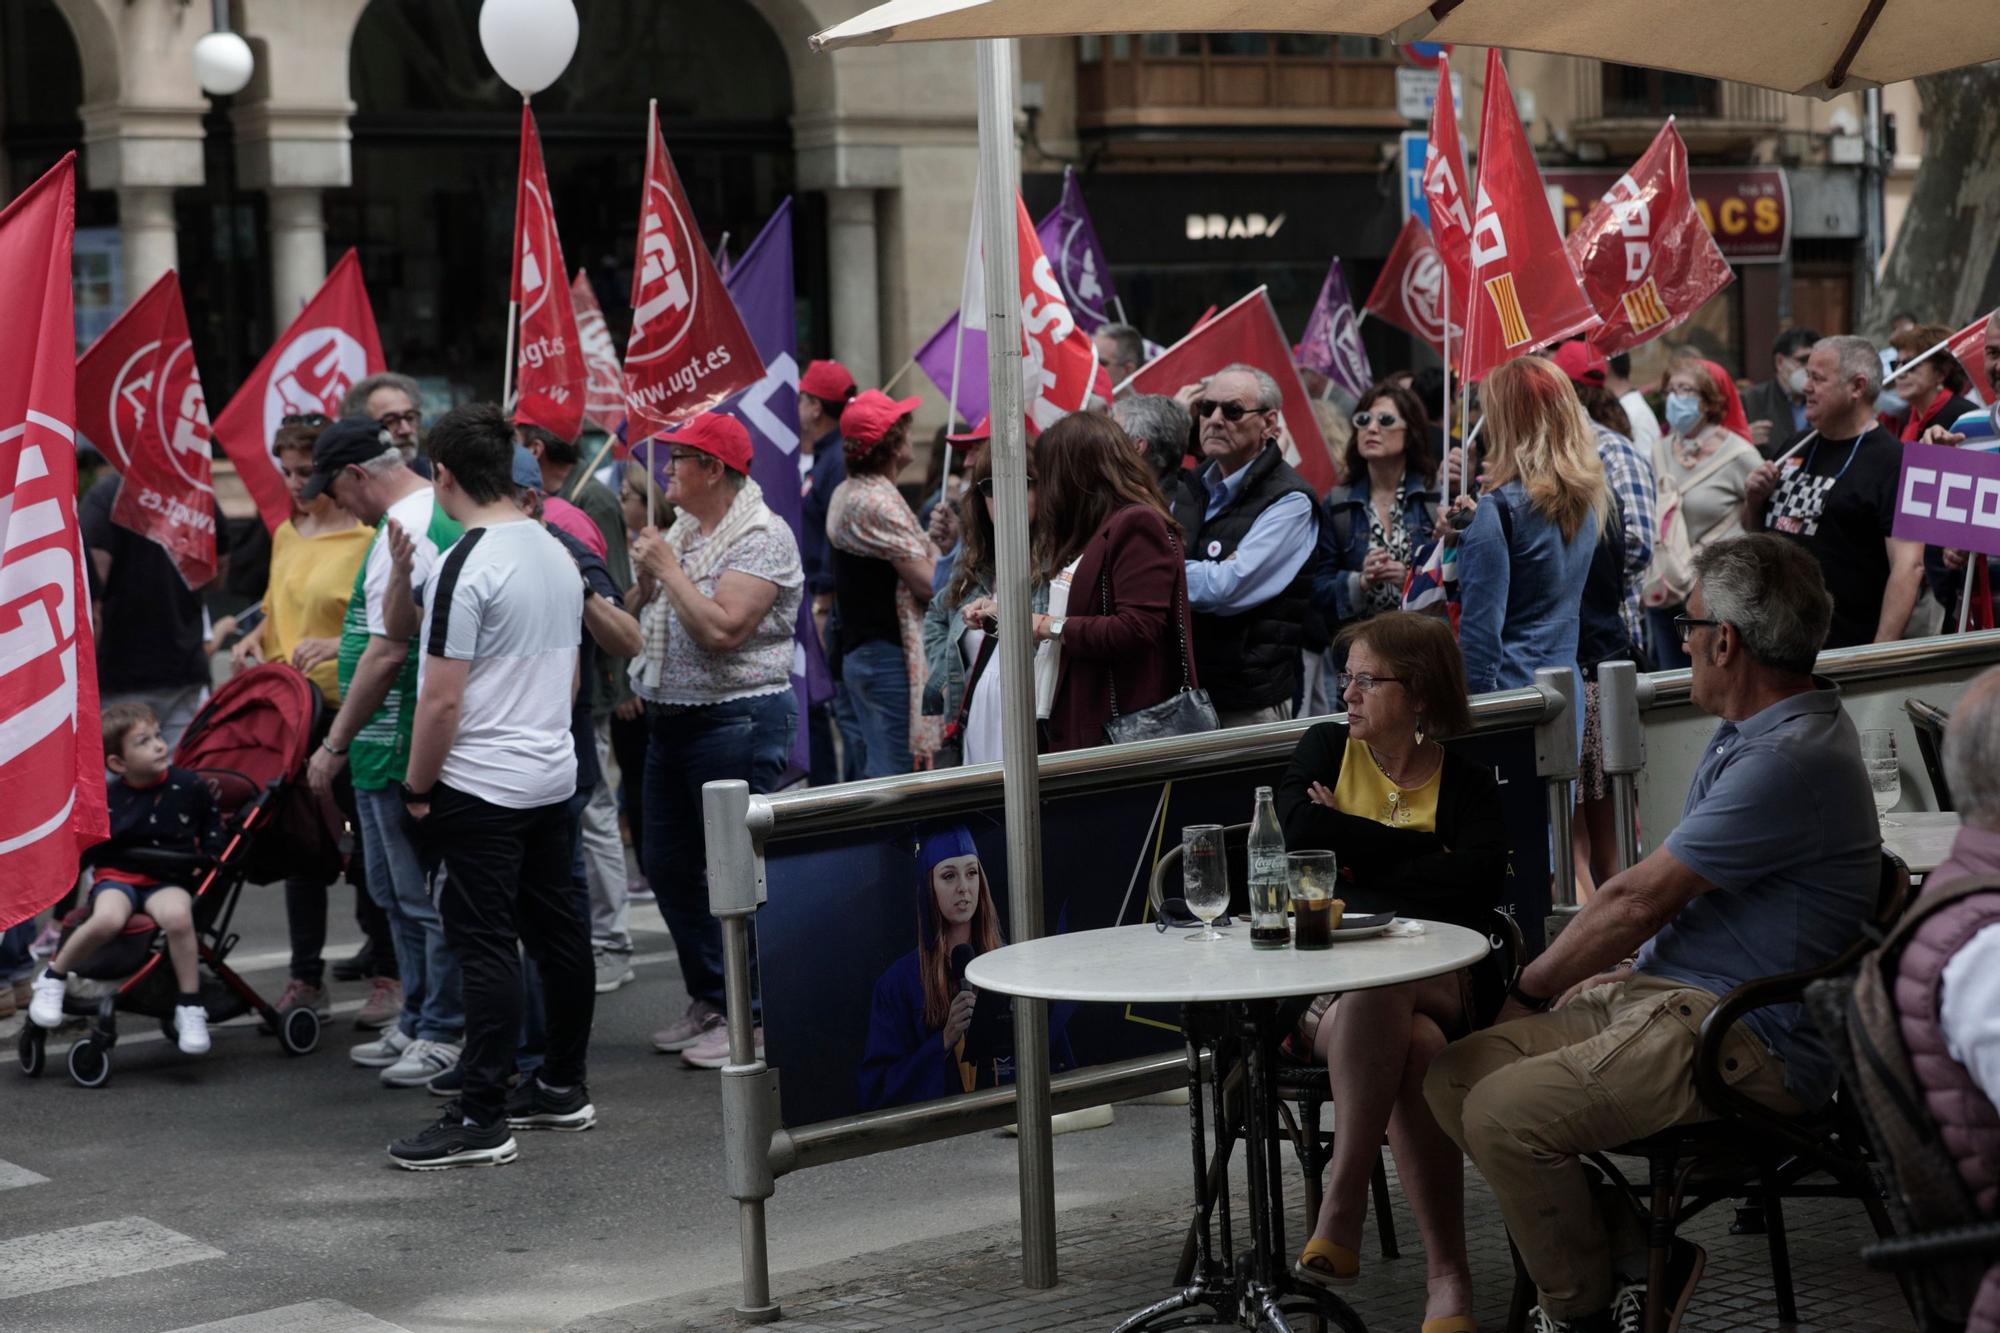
[
  {"x1": 478, "y1": 0, "x2": 580, "y2": 96},
  {"x1": 192, "y1": 30, "x2": 255, "y2": 97}
]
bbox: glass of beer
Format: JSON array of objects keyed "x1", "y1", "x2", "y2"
[{"x1": 1288, "y1": 851, "x2": 1338, "y2": 950}]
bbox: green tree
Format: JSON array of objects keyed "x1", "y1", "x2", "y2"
[{"x1": 1868, "y1": 64, "x2": 2000, "y2": 331}]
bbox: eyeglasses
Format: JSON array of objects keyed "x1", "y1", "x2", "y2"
[
  {"x1": 1353, "y1": 411, "x2": 1404, "y2": 430},
  {"x1": 664, "y1": 449, "x2": 711, "y2": 469},
  {"x1": 1673, "y1": 615, "x2": 1723, "y2": 641},
  {"x1": 974, "y1": 477, "x2": 1036, "y2": 499},
  {"x1": 1195, "y1": 399, "x2": 1258, "y2": 422},
  {"x1": 280, "y1": 412, "x2": 330, "y2": 427},
  {"x1": 1334, "y1": 671, "x2": 1404, "y2": 693},
  {"x1": 376, "y1": 410, "x2": 422, "y2": 430}
]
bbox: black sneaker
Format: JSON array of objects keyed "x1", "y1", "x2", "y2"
[
  {"x1": 1610, "y1": 1239, "x2": 1706, "y2": 1333},
  {"x1": 505, "y1": 1078, "x2": 596, "y2": 1131},
  {"x1": 387, "y1": 1107, "x2": 519, "y2": 1170},
  {"x1": 426, "y1": 1061, "x2": 465, "y2": 1097}
]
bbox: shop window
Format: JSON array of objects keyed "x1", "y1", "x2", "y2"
[
  {"x1": 1076, "y1": 31, "x2": 1398, "y2": 128},
  {"x1": 1601, "y1": 64, "x2": 1721, "y2": 118}
]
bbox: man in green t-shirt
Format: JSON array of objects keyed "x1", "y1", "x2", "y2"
[{"x1": 301, "y1": 417, "x2": 468, "y2": 1092}]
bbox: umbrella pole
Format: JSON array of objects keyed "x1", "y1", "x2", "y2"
[
  {"x1": 976, "y1": 35, "x2": 1056, "y2": 1292},
  {"x1": 940, "y1": 179, "x2": 980, "y2": 513}
]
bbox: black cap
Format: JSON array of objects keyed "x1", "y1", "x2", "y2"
[{"x1": 299, "y1": 416, "x2": 394, "y2": 501}]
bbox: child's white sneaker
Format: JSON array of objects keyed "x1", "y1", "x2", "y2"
[
  {"x1": 27, "y1": 971, "x2": 66, "y2": 1028},
  {"x1": 174, "y1": 1004, "x2": 211, "y2": 1055}
]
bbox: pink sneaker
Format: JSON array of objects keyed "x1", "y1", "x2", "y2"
[
  {"x1": 680, "y1": 1020, "x2": 762, "y2": 1070},
  {"x1": 355, "y1": 976, "x2": 404, "y2": 1031},
  {"x1": 652, "y1": 1000, "x2": 721, "y2": 1053},
  {"x1": 259, "y1": 978, "x2": 330, "y2": 1033}
]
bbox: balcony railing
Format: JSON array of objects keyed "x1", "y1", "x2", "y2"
[
  {"x1": 1076, "y1": 34, "x2": 1401, "y2": 131},
  {"x1": 1576, "y1": 61, "x2": 1785, "y2": 127}
]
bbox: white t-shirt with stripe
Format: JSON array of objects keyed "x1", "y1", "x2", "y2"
[{"x1": 420, "y1": 517, "x2": 582, "y2": 810}]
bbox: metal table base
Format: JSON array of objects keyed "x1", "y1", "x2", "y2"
[{"x1": 1113, "y1": 1001, "x2": 1365, "y2": 1333}]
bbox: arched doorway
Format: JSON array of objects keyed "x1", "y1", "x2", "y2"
[{"x1": 335, "y1": 0, "x2": 811, "y2": 403}]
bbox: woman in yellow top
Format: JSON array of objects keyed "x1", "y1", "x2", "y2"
[
  {"x1": 228, "y1": 417, "x2": 379, "y2": 1019},
  {"x1": 1275, "y1": 611, "x2": 1507, "y2": 1333}
]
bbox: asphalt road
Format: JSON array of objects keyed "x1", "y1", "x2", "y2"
[{"x1": 1, "y1": 879, "x2": 1197, "y2": 1333}]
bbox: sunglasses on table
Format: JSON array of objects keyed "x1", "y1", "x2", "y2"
[
  {"x1": 280, "y1": 412, "x2": 330, "y2": 427},
  {"x1": 1153, "y1": 896, "x2": 1234, "y2": 933},
  {"x1": 973, "y1": 476, "x2": 1036, "y2": 499},
  {"x1": 1195, "y1": 399, "x2": 1261, "y2": 422},
  {"x1": 376, "y1": 410, "x2": 422, "y2": 430},
  {"x1": 1353, "y1": 411, "x2": 1405, "y2": 429}
]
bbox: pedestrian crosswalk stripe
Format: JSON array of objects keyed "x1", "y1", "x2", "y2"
[
  {"x1": 162, "y1": 1298, "x2": 415, "y2": 1333},
  {"x1": 0, "y1": 1158, "x2": 48, "y2": 1191},
  {"x1": 0, "y1": 1215, "x2": 222, "y2": 1300}
]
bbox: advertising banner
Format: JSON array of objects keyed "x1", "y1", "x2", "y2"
[
  {"x1": 1547, "y1": 167, "x2": 1790, "y2": 263},
  {"x1": 758, "y1": 730, "x2": 1550, "y2": 1129}
]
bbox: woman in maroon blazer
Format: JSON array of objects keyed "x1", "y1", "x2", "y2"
[{"x1": 1027, "y1": 413, "x2": 1197, "y2": 752}]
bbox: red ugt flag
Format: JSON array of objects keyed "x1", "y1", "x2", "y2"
[
  {"x1": 1460, "y1": 50, "x2": 1600, "y2": 382},
  {"x1": 624, "y1": 103, "x2": 764, "y2": 439},
  {"x1": 75, "y1": 271, "x2": 218, "y2": 588},
  {"x1": 1365, "y1": 217, "x2": 1463, "y2": 362},
  {"x1": 0, "y1": 155, "x2": 109, "y2": 924},
  {"x1": 512, "y1": 106, "x2": 588, "y2": 441},
  {"x1": 570, "y1": 269, "x2": 629, "y2": 438},
  {"x1": 1421, "y1": 52, "x2": 1474, "y2": 325},
  {"x1": 211, "y1": 249, "x2": 384, "y2": 532},
  {"x1": 1566, "y1": 121, "x2": 1733, "y2": 358},
  {"x1": 1013, "y1": 192, "x2": 1106, "y2": 431},
  {"x1": 1122, "y1": 287, "x2": 1336, "y2": 494}
]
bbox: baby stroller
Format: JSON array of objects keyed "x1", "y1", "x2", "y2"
[{"x1": 17, "y1": 663, "x2": 339, "y2": 1087}]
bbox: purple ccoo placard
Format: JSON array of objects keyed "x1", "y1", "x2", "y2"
[{"x1": 1894, "y1": 440, "x2": 2000, "y2": 558}]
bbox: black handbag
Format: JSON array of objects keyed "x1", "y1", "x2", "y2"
[{"x1": 1101, "y1": 554, "x2": 1219, "y2": 746}]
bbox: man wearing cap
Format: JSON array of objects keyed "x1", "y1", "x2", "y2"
[
  {"x1": 798, "y1": 359, "x2": 858, "y2": 783},
  {"x1": 389, "y1": 404, "x2": 592, "y2": 1168},
  {"x1": 1552, "y1": 340, "x2": 1656, "y2": 660},
  {"x1": 827, "y1": 389, "x2": 940, "y2": 778},
  {"x1": 628, "y1": 413, "x2": 803, "y2": 1069},
  {"x1": 303, "y1": 416, "x2": 469, "y2": 1093}
]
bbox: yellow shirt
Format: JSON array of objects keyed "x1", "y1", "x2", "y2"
[
  {"x1": 266, "y1": 519, "x2": 374, "y2": 703},
  {"x1": 1330, "y1": 736, "x2": 1441, "y2": 832}
]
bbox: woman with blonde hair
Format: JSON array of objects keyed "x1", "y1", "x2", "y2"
[{"x1": 1454, "y1": 356, "x2": 1607, "y2": 693}]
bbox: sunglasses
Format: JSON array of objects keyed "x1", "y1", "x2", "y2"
[
  {"x1": 1353, "y1": 411, "x2": 1405, "y2": 429},
  {"x1": 281, "y1": 412, "x2": 330, "y2": 428},
  {"x1": 1153, "y1": 896, "x2": 1235, "y2": 933},
  {"x1": 665, "y1": 449, "x2": 713, "y2": 469},
  {"x1": 376, "y1": 410, "x2": 422, "y2": 429},
  {"x1": 973, "y1": 476, "x2": 1036, "y2": 499},
  {"x1": 1195, "y1": 399, "x2": 1258, "y2": 422},
  {"x1": 1674, "y1": 614, "x2": 1723, "y2": 641}
]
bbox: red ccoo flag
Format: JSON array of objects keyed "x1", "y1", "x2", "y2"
[
  {"x1": 1421, "y1": 51, "x2": 1474, "y2": 324},
  {"x1": 75, "y1": 271, "x2": 219, "y2": 588},
  {"x1": 570, "y1": 269, "x2": 629, "y2": 437},
  {"x1": 1460, "y1": 50, "x2": 1600, "y2": 381},
  {"x1": 0, "y1": 154, "x2": 110, "y2": 925},
  {"x1": 211, "y1": 249, "x2": 384, "y2": 531},
  {"x1": 624, "y1": 102, "x2": 764, "y2": 439},
  {"x1": 1012, "y1": 193, "x2": 1103, "y2": 431},
  {"x1": 1365, "y1": 216, "x2": 1464, "y2": 362},
  {"x1": 511, "y1": 105, "x2": 588, "y2": 441},
  {"x1": 1121, "y1": 287, "x2": 1336, "y2": 494},
  {"x1": 1566, "y1": 121, "x2": 1733, "y2": 357}
]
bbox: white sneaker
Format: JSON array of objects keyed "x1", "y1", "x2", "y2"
[
  {"x1": 351, "y1": 1026, "x2": 413, "y2": 1068},
  {"x1": 174, "y1": 1004, "x2": 211, "y2": 1055},
  {"x1": 27, "y1": 971, "x2": 66, "y2": 1028},
  {"x1": 381, "y1": 1038, "x2": 462, "y2": 1088}
]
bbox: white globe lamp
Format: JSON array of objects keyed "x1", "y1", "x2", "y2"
[
  {"x1": 478, "y1": 0, "x2": 580, "y2": 97},
  {"x1": 192, "y1": 29, "x2": 255, "y2": 97}
]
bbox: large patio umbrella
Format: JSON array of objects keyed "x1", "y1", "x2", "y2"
[{"x1": 812, "y1": 0, "x2": 2000, "y2": 97}]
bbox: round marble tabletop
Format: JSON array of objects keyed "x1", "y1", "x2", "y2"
[{"x1": 964, "y1": 921, "x2": 1490, "y2": 1005}]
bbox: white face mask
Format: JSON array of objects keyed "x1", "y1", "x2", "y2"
[{"x1": 1785, "y1": 365, "x2": 1809, "y2": 396}]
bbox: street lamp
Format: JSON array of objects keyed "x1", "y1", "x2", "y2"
[{"x1": 191, "y1": 0, "x2": 253, "y2": 98}]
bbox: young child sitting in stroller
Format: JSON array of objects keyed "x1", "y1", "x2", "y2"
[{"x1": 28, "y1": 702, "x2": 224, "y2": 1054}]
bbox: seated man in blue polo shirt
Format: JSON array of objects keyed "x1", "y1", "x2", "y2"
[{"x1": 1424, "y1": 534, "x2": 1880, "y2": 1333}]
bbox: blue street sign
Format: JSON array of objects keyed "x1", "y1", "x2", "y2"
[{"x1": 1401, "y1": 131, "x2": 1430, "y2": 228}]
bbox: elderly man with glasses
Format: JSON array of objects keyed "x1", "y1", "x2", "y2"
[
  {"x1": 1423, "y1": 534, "x2": 1881, "y2": 1333},
  {"x1": 1166, "y1": 363, "x2": 1321, "y2": 728},
  {"x1": 343, "y1": 371, "x2": 429, "y2": 474}
]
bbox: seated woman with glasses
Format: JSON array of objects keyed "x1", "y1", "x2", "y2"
[
  {"x1": 1275, "y1": 610, "x2": 1506, "y2": 1333},
  {"x1": 1311, "y1": 381, "x2": 1441, "y2": 635}
]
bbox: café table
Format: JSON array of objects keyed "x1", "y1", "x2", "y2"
[
  {"x1": 967, "y1": 920, "x2": 1490, "y2": 1333},
  {"x1": 1882, "y1": 810, "x2": 1960, "y2": 878}
]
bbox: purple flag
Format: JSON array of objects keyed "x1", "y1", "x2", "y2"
[
  {"x1": 1296, "y1": 257, "x2": 1374, "y2": 400},
  {"x1": 707, "y1": 198, "x2": 832, "y2": 772},
  {"x1": 1035, "y1": 166, "x2": 1120, "y2": 335},
  {"x1": 914, "y1": 309, "x2": 989, "y2": 428}
]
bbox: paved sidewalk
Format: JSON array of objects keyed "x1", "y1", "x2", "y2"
[{"x1": 567, "y1": 1158, "x2": 1914, "y2": 1333}]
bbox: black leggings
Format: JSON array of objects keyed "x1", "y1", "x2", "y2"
[{"x1": 611, "y1": 707, "x2": 649, "y2": 873}]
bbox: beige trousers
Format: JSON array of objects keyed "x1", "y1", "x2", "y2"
[{"x1": 1423, "y1": 974, "x2": 1801, "y2": 1319}]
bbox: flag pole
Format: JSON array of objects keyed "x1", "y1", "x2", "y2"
[
  {"x1": 1113, "y1": 294, "x2": 1129, "y2": 327},
  {"x1": 879, "y1": 356, "x2": 919, "y2": 395},
  {"x1": 1441, "y1": 268, "x2": 1453, "y2": 504},
  {"x1": 647, "y1": 437, "x2": 659, "y2": 531},
  {"x1": 939, "y1": 174, "x2": 982, "y2": 513},
  {"x1": 504, "y1": 92, "x2": 530, "y2": 409},
  {"x1": 1960, "y1": 556, "x2": 1979, "y2": 634}
]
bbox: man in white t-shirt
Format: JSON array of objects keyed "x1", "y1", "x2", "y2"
[{"x1": 386, "y1": 404, "x2": 591, "y2": 1171}]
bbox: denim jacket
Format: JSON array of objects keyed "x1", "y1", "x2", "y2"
[
  {"x1": 921, "y1": 572, "x2": 1051, "y2": 725},
  {"x1": 1456, "y1": 480, "x2": 1598, "y2": 694},
  {"x1": 1310, "y1": 469, "x2": 1439, "y2": 625}
]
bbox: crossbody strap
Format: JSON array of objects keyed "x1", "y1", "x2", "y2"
[
  {"x1": 1102, "y1": 526, "x2": 1193, "y2": 722},
  {"x1": 944, "y1": 629, "x2": 997, "y2": 741}
]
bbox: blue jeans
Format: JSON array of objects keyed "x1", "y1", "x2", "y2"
[
  {"x1": 841, "y1": 638, "x2": 910, "y2": 780},
  {"x1": 354, "y1": 784, "x2": 464, "y2": 1042},
  {"x1": 641, "y1": 692, "x2": 794, "y2": 1011},
  {"x1": 0, "y1": 920, "x2": 36, "y2": 984}
]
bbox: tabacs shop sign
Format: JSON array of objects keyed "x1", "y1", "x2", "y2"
[{"x1": 1546, "y1": 167, "x2": 1790, "y2": 262}]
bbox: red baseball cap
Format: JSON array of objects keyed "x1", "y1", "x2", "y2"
[
  {"x1": 1550, "y1": 339, "x2": 1608, "y2": 387},
  {"x1": 840, "y1": 389, "x2": 922, "y2": 450},
  {"x1": 658, "y1": 413, "x2": 754, "y2": 474},
  {"x1": 946, "y1": 416, "x2": 991, "y2": 445},
  {"x1": 799, "y1": 359, "x2": 856, "y2": 403}
]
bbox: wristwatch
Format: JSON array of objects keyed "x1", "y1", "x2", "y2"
[
  {"x1": 320, "y1": 739, "x2": 347, "y2": 758},
  {"x1": 1045, "y1": 615, "x2": 1066, "y2": 640},
  {"x1": 399, "y1": 780, "x2": 432, "y2": 806},
  {"x1": 1507, "y1": 982, "x2": 1554, "y2": 1013}
]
